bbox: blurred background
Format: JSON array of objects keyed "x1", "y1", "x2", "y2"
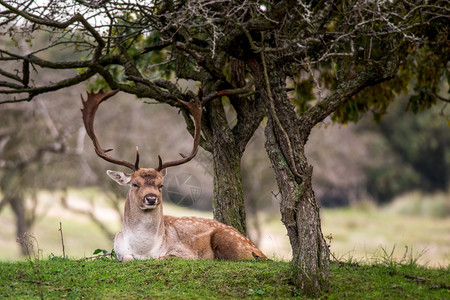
[{"x1": 0, "y1": 33, "x2": 449, "y2": 266}]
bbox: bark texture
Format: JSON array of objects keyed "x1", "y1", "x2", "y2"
[
  {"x1": 201, "y1": 58, "x2": 265, "y2": 235},
  {"x1": 265, "y1": 121, "x2": 329, "y2": 294},
  {"x1": 208, "y1": 99, "x2": 247, "y2": 235},
  {"x1": 248, "y1": 56, "x2": 330, "y2": 296}
]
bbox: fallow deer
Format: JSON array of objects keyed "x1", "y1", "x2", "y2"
[{"x1": 81, "y1": 90, "x2": 266, "y2": 261}]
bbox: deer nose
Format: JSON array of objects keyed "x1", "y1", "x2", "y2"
[{"x1": 144, "y1": 193, "x2": 158, "y2": 206}]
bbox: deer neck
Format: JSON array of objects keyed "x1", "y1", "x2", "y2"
[{"x1": 122, "y1": 193, "x2": 165, "y2": 238}]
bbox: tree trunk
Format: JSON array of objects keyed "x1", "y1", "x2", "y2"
[
  {"x1": 265, "y1": 121, "x2": 329, "y2": 295},
  {"x1": 248, "y1": 56, "x2": 330, "y2": 296},
  {"x1": 199, "y1": 58, "x2": 264, "y2": 236},
  {"x1": 208, "y1": 99, "x2": 247, "y2": 235},
  {"x1": 9, "y1": 194, "x2": 31, "y2": 256}
]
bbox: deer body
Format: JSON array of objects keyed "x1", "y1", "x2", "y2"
[
  {"x1": 109, "y1": 168, "x2": 266, "y2": 261},
  {"x1": 81, "y1": 90, "x2": 266, "y2": 261}
]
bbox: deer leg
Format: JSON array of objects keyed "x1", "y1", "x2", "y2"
[
  {"x1": 113, "y1": 231, "x2": 133, "y2": 262},
  {"x1": 210, "y1": 229, "x2": 255, "y2": 260},
  {"x1": 122, "y1": 255, "x2": 135, "y2": 262}
]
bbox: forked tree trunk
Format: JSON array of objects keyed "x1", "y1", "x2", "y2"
[{"x1": 248, "y1": 57, "x2": 330, "y2": 296}]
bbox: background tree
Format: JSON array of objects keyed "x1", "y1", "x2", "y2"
[
  {"x1": 306, "y1": 94, "x2": 449, "y2": 207},
  {"x1": 363, "y1": 96, "x2": 450, "y2": 202},
  {"x1": 0, "y1": 0, "x2": 448, "y2": 296},
  {"x1": 0, "y1": 99, "x2": 66, "y2": 254}
]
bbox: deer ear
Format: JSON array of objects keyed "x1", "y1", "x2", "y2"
[
  {"x1": 107, "y1": 170, "x2": 131, "y2": 185},
  {"x1": 160, "y1": 168, "x2": 167, "y2": 178}
]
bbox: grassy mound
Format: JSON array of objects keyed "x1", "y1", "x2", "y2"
[{"x1": 1, "y1": 256, "x2": 448, "y2": 299}]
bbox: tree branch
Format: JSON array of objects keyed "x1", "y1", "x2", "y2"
[
  {"x1": 0, "y1": 69, "x2": 95, "y2": 104},
  {"x1": 202, "y1": 78, "x2": 254, "y2": 105},
  {"x1": 301, "y1": 57, "x2": 400, "y2": 132}
]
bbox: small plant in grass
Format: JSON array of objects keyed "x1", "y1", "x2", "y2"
[
  {"x1": 327, "y1": 233, "x2": 361, "y2": 268},
  {"x1": 48, "y1": 253, "x2": 66, "y2": 261},
  {"x1": 91, "y1": 248, "x2": 116, "y2": 260},
  {"x1": 379, "y1": 245, "x2": 400, "y2": 275},
  {"x1": 376, "y1": 245, "x2": 427, "y2": 275},
  {"x1": 248, "y1": 288, "x2": 265, "y2": 296}
]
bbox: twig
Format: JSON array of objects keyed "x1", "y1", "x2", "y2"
[
  {"x1": 59, "y1": 222, "x2": 66, "y2": 259},
  {"x1": 306, "y1": 61, "x2": 323, "y2": 102},
  {"x1": 81, "y1": 253, "x2": 115, "y2": 260},
  {"x1": 430, "y1": 284, "x2": 450, "y2": 290},
  {"x1": 401, "y1": 274, "x2": 428, "y2": 282}
]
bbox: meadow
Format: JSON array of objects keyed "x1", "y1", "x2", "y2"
[{"x1": 0, "y1": 189, "x2": 448, "y2": 267}]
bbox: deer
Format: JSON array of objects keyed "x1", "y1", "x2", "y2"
[{"x1": 81, "y1": 90, "x2": 266, "y2": 261}]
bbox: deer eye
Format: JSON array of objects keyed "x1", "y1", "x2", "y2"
[
  {"x1": 158, "y1": 184, "x2": 164, "y2": 189},
  {"x1": 132, "y1": 183, "x2": 139, "y2": 188}
]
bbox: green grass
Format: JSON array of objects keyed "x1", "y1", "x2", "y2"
[{"x1": 1, "y1": 256, "x2": 448, "y2": 299}]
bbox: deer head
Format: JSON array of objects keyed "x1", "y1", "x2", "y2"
[
  {"x1": 81, "y1": 90, "x2": 203, "y2": 211},
  {"x1": 107, "y1": 168, "x2": 165, "y2": 210}
]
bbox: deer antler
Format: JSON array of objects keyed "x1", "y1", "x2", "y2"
[
  {"x1": 156, "y1": 95, "x2": 203, "y2": 172},
  {"x1": 81, "y1": 90, "x2": 139, "y2": 171}
]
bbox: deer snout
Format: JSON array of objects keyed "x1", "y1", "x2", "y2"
[{"x1": 144, "y1": 193, "x2": 158, "y2": 206}]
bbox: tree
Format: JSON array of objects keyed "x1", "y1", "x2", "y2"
[
  {"x1": 0, "y1": 0, "x2": 448, "y2": 296},
  {"x1": 0, "y1": 99, "x2": 66, "y2": 254},
  {"x1": 245, "y1": 2, "x2": 448, "y2": 294}
]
